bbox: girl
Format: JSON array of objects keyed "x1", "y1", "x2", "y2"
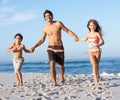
[{"x1": 80, "y1": 19, "x2": 104, "y2": 85}]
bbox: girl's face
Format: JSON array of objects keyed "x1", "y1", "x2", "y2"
[
  {"x1": 14, "y1": 35, "x2": 22, "y2": 43},
  {"x1": 89, "y1": 22, "x2": 96, "y2": 31},
  {"x1": 44, "y1": 13, "x2": 52, "y2": 22}
]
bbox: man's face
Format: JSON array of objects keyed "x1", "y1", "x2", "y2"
[{"x1": 44, "y1": 13, "x2": 53, "y2": 22}]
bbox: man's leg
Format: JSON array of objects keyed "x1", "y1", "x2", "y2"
[
  {"x1": 50, "y1": 60, "x2": 57, "y2": 86},
  {"x1": 59, "y1": 64, "x2": 65, "y2": 84}
]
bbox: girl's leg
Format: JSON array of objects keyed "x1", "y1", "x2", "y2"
[
  {"x1": 89, "y1": 54, "x2": 99, "y2": 85},
  {"x1": 95, "y1": 52, "x2": 101, "y2": 83}
]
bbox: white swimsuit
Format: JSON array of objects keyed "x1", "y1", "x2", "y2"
[{"x1": 13, "y1": 57, "x2": 24, "y2": 73}]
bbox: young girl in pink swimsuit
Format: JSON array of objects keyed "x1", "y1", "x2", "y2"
[{"x1": 80, "y1": 19, "x2": 104, "y2": 85}]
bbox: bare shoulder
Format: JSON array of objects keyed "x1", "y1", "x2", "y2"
[
  {"x1": 43, "y1": 24, "x2": 47, "y2": 29},
  {"x1": 43, "y1": 25, "x2": 47, "y2": 32},
  {"x1": 95, "y1": 32, "x2": 101, "y2": 36},
  {"x1": 10, "y1": 43, "x2": 15, "y2": 47},
  {"x1": 52, "y1": 21, "x2": 62, "y2": 26},
  {"x1": 56, "y1": 21, "x2": 63, "y2": 25},
  {"x1": 55, "y1": 20, "x2": 61, "y2": 23},
  {"x1": 87, "y1": 32, "x2": 90, "y2": 34},
  {"x1": 56, "y1": 21, "x2": 66, "y2": 29},
  {"x1": 86, "y1": 32, "x2": 90, "y2": 36},
  {"x1": 8, "y1": 43, "x2": 14, "y2": 48},
  {"x1": 21, "y1": 44, "x2": 25, "y2": 48},
  {"x1": 11, "y1": 43, "x2": 15, "y2": 46}
]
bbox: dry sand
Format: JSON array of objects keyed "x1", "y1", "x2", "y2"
[{"x1": 0, "y1": 73, "x2": 120, "y2": 100}]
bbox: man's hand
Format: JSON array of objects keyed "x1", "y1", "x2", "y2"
[
  {"x1": 30, "y1": 47, "x2": 35, "y2": 53},
  {"x1": 74, "y1": 35, "x2": 79, "y2": 42}
]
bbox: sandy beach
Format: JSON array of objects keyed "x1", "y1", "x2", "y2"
[{"x1": 0, "y1": 73, "x2": 120, "y2": 100}]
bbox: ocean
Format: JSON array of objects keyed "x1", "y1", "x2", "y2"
[{"x1": 1, "y1": 57, "x2": 120, "y2": 76}]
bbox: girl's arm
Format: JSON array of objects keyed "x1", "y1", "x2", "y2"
[
  {"x1": 79, "y1": 35, "x2": 88, "y2": 42},
  {"x1": 97, "y1": 33, "x2": 104, "y2": 47}
]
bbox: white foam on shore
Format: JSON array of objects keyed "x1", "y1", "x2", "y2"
[
  {"x1": 100, "y1": 72, "x2": 114, "y2": 76},
  {"x1": 100, "y1": 72, "x2": 120, "y2": 77},
  {"x1": 118, "y1": 73, "x2": 120, "y2": 76}
]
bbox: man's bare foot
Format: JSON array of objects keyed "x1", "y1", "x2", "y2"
[
  {"x1": 51, "y1": 82, "x2": 57, "y2": 86},
  {"x1": 61, "y1": 78, "x2": 65, "y2": 84},
  {"x1": 19, "y1": 82, "x2": 23, "y2": 86}
]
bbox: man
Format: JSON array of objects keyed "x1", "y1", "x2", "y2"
[{"x1": 31, "y1": 10, "x2": 79, "y2": 86}]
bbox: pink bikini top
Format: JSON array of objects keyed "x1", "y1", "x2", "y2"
[{"x1": 88, "y1": 36, "x2": 99, "y2": 45}]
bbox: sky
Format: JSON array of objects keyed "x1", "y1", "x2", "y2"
[{"x1": 0, "y1": 0, "x2": 120, "y2": 62}]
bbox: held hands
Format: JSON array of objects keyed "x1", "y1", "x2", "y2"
[
  {"x1": 30, "y1": 47, "x2": 35, "y2": 53},
  {"x1": 74, "y1": 35, "x2": 79, "y2": 42},
  {"x1": 79, "y1": 38, "x2": 87, "y2": 42},
  {"x1": 79, "y1": 38, "x2": 83, "y2": 41}
]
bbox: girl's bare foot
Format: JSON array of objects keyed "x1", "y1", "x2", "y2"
[
  {"x1": 95, "y1": 79, "x2": 99, "y2": 86},
  {"x1": 16, "y1": 82, "x2": 20, "y2": 86},
  {"x1": 16, "y1": 81, "x2": 23, "y2": 86},
  {"x1": 19, "y1": 81, "x2": 23, "y2": 86},
  {"x1": 61, "y1": 78, "x2": 65, "y2": 84}
]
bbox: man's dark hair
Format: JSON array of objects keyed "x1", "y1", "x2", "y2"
[
  {"x1": 14, "y1": 33, "x2": 23, "y2": 41},
  {"x1": 43, "y1": 10, "x2": 53, "y2": 19}
]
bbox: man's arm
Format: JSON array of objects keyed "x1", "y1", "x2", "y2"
[
  {"x1": 31, "y1": 31, "x2": 47, "y2": 52},
  {"x1": 60, "y1": 21, "x2": 79, "y2": 41}
]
